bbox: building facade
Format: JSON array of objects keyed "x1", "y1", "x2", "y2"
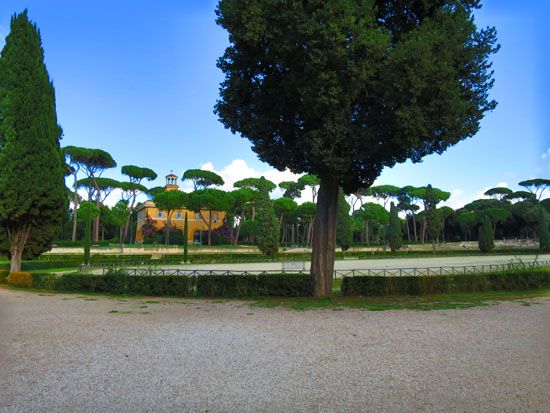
[{"x1": 135, "y1": 174, "x2": 226, "y2": 243}]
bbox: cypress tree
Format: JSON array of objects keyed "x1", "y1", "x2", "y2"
[
  {"x1": 79, "y1": 201, "x2": 99, "y2": 265},
  {"x1": 256, "y1": 176, "x2": 279, "y2": 256},
  {"x1": 388, "y1": 202, "x2": 402, "y2": 252},
  {"x1": 0, "y1": 11, "x2": 67, "y2": 272},
  {"x1": 336, "y1": 189, "x2": 352, "y2": 252},
  {"x1": 478, "y1": 215, "x2": 494, "y2": 253},
  {"x1": 183, "y1": 212, "x2": 189, "y2": 262},
  {"x1": 538, "y1": 206, "x2": 550, "y2": 252}
]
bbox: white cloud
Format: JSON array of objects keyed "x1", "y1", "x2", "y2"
[
  {"x1": 542, "y1": 147, "x2": 550, "y2": 161},
  {"x1": 199, "y1": 159, "x2": 306, "y2": 200}
]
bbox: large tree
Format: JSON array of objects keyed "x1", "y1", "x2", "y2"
[
  {"x1": 0, "y1": 11, "x2": 67, "y2": 272},
  {"x1": 65, "y1": 147, "x2": 116, "y2": 241},
  {"x1": 120, "y1": 164, "x2": 157, "y2": 241},
  {"x1": 153, "y1": 190, "x2": 187, "y2": 245},
  {"x1": 215, "y1": 0, "x2": 498, "y2": 296},
  {"x1": 187, "y1": 189, "x2": 233, "y2": 246}
]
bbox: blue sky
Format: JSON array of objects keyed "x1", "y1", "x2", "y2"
[{"x1": 0, "y1": 0, "x2": 548, "y2": 208}]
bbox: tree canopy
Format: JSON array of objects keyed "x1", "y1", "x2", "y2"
[
  {"x1": 279, "y1": 181, "x2": 304, "y2": 199},
  {"x1": 519, "y1": 179, "x2": 550, "y2": 201},
  {"x1": 484, "y1": 187, "x2": 513, "y2": 201},
  {"x1": 183, "y1": 169, "x2": 224, "y2": 190},
  {"x1": 121, "y1": 165, "x2": 157, "y2": 183},
  {"x1": 234, "y1": 177, "x2": 275, "y2": 192}
]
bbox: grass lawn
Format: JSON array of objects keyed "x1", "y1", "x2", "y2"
[
  {"x1": 250, "y1": 288, "x2": 550, "y2": 311},
  {"x1": 3, "y1": 282, "x2": 548, "y2": 312}
]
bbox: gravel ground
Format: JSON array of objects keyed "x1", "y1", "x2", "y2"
[
  {"x1": 1, "y1": 288, "x2": 549, "y2": 412},
  {"x1": 157, "y1": 253, "x2": 550, "y2": 273}
]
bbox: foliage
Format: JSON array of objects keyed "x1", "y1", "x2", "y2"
[
  {"x1": 79, "y1": 201, "x2": 99, "y2": 263},
  {"x1": 504, "y1": 191, "x2": 536, "y2": 202},
  {"x1": 273, "y1": 197, "x2": 298, "y2": 223},
  {"x1": 279, "y1": 181, "x2": 304, "y2": 199},
  {"x1": 484, "y1": 187, "x2": 513, "y2": 201},
  {"x1": 370, "y1": 185, "x2": 401, "y2": 206},
  {"x1": 0, "y1": 11, "x2": 68, "y2": 271},
  {"x1": 154, "y1": 190, "x2": 187, "y2": 244},
  {"x1": 63, "y1": 146, "x2": 117, "y2": 186},
  {"x1": 539, "y1": 206, "x2": 550, "y2": 252},
  {"x1": 46, "y1": 271, "x2": 314, "y2": 297},
  {"x1": 336, "y1": 189, "x2": 353, "y2": 252},
  {"x1": 6, "y1": 271, "x2": 33, "y2": 288},
  {"x1": 215, "y1": 0, "x2": 498, "y2": 191},
  {"x1": 0, "y1": 269, "x2": 8, "y2": 284},
  {"x1": 256, "y1": 177, "x2": 280, "y2": 256},
  {"x1": 121, "y1": 165, "x2": 157, "y2": 183},
  {"x1": 342, "y1": 268, "x2": 550, "y2": 296},
  {"x1": 183, "y1": 169, "x2": 224, "y2": 189},
  {"x1": 478, "y1": 215, "x2": 494, "y2": 253},
  {"x1": 388, "y1": 202, "x2": 402, "y2": 252},
  {"x1": 425, "y1": 185, "x2": 443, "y2": 243},
  {"x1": 297, "y1": 174, "x2": 320, "y2": 201},
  {"x1": 234, "y1": 177, "x2": 275, "y2": 192},
  {"x1": 519, "y1": 178, "x2": 550, "y2": 200}
]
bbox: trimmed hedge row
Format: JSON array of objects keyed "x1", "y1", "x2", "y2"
[
  {"x1": 341, "y1": 268, "x2": 550, "y2": 296},
  {"x1": 30, "y1": 272, "x2": 313, "y2": 297}
]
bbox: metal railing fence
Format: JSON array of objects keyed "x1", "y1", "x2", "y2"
[{"x1": 94, "y1": 260, "x2": 550, "y2": 278}]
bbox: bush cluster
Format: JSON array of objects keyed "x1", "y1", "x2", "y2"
[
  {"x1": 32, "y1": 271, "x2": 313, "y2": 298},
  {"x1": 0, "y1": 269, "x2": 9, "y2": 284},
  {"x1": 341, "y1": 268, "x2": 550, "y2": 296},
  {"x1": 6, "y1": 272, "x2": 34, "y2": 288}
]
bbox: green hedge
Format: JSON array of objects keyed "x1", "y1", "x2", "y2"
[
  {"x1": 39, "y1": 272, "x2": 313, "y2": 297},
  {"x1": 0, "y1": 269, "x2": 9, "y2": 284},
  {"x1": 341, "y1": 268, "x2": 550, "y2": 296}
]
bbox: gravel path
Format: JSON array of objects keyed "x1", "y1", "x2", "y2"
[
  {"x1": 154, "y1": 253, "x2": 550, "y2": 273},
  {"x1": 1, "y1": 289, "x2": 549, "y2": 412}
]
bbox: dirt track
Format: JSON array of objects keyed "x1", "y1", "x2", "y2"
[{"x1": 1, "y1": 288, "x2": 549, "y2": 412}]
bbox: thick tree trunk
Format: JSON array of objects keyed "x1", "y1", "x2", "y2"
[
  {"x1": 310, "y1": 175, "x2": 338, "y2": 297},
  {"x1": 8, "y1": 225, "x2": 30, "y2": 273}
]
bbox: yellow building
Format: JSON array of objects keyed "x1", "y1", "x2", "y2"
[{"x1": 135, "y1": 174, "x2": 226, "y2": 243}]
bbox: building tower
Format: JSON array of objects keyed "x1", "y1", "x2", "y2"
[{"x1": 165, "y1": 173, "x2": 179, "y2": 191}]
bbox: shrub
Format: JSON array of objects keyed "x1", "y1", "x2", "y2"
[
  {"x1": 31, "y1": 273, "x2": 61, "y2": 289},
  {"x1": 342, "y1": 268, "x2": 550, "y2": 296},
  {"x1": 126, "y1": 275, "x2": 193, "y2": 297},
  {"x1": 478, "y1": 215, "x2": 494, "y2": 253},
  {"x1": 7, "y1": 272, "x2": 33, "y2": 288},
  {"x1": 0, "y1": 269, "x2": 9, "y2": 284},
  {"x1": 48, "y1": 272, "x2": 312, "y2": 298}
]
